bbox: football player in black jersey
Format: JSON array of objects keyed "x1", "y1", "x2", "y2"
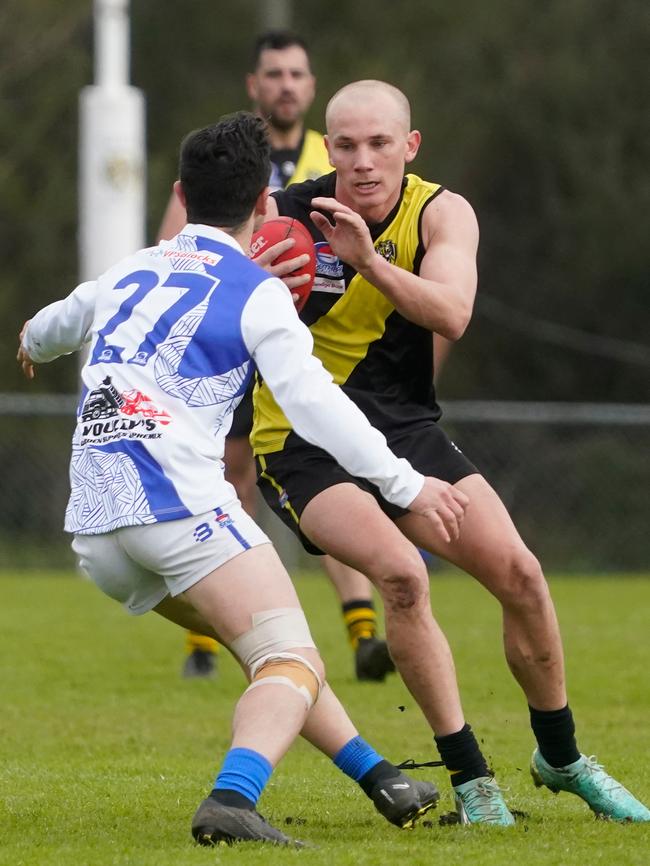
[{"x1": 252, "y1": 79, "x2": 650, "y2": 825}]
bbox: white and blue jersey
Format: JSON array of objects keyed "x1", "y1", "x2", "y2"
[{"x1": 24, "y1": 224, "x2": 424, "y2": 536}]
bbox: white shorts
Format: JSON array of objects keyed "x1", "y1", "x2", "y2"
[{"x1": 72, "y1": 501, "x2": 270, "y2": 615}]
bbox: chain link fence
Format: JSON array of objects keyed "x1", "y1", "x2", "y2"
[{"x1": 1, "y1": 396, "x2": 648, "y2": 572}]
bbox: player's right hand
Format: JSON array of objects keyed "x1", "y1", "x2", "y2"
[
  {"x1": 251, "y1": 237, "x2": 311, "y2": 294},
  {"x1": 17, "y1": 321, "x2": 35, "y2": 380},
  {"x1": 408, "y1": 477, "x2": 469, "y2": 544}
]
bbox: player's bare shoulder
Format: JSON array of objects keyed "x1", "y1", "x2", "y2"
[{"x1": 421, "y1": 188, "x2": 479, "y2": 246}]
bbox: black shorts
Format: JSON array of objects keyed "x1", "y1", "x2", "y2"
[
  {"x1": 256, "y1": 423, "x2": 478, "y2": 554},
  {"x1": 227, "y1": 382, "x2": 254, "y2": 439}
]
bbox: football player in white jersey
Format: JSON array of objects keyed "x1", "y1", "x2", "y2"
[{"x1": 18, "y1": 112, "x2": 469, "y2": 846}]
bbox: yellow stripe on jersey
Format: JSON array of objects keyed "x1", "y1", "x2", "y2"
[
  {"x1": 256, "y1": 454, "x2": 301, "y2": 525},
  {"x1": 288, "y1": 129, "x2": 331, "y2": 185},
  {"x1": 252, "y1": 174, "x2": 441, "y2": 455}
]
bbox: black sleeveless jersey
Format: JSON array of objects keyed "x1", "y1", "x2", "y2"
[{"x1": 252, "y1": 172, "x2": 446, "y2": 455}]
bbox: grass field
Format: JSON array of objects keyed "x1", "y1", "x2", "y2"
[{"x1": 1, "y1": 570, "x2": 649, "y2": 865}]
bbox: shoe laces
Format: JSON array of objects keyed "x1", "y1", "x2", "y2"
[
  {"x1": 459, "y1": 779, "x2": 509, "y2": 819},
  {"x1": 583, "y1": 755, "x2": 605, "y2": 773},
  {"x1": 578, "y1": 756, "x2": 624, "y2": 795}
]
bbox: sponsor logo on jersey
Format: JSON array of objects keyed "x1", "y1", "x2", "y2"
[
  {"x1": 78, "y1": 376, "x2": 171, "y2": 444},
  {"x1": 375, "y1": 239, "x2": 397, "y2": 264},
  {"x1": 315, "y1": 242, "x2": 344, "y2": 278},
  {"x1": 215, "y1": 512, "x2": 234, "y2": 529},
  {"x1": 314, "y1": 242, "x2": 346, "y2": 294},
  {"x1": 160, "y1": 249, "x2": 222, "y2": 266}
]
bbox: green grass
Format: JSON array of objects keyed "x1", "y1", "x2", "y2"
[{"x1": 1, "y1": 570, "x2": 649, "y2": 865}]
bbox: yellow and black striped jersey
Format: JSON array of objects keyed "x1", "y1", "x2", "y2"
[
  {"x1": 269, "y1": 129, "x2": 331, "y2": 190},
  {"x1": 252, "y1": 172, "x2": 445, "y2": 455},
  {"x1": 289, "y1": 129, "x2": 330, "y2": 184}
]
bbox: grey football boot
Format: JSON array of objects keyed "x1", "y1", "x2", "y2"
[{"x1": 191, "y1": 796, "x2": 304, "y2": 846}]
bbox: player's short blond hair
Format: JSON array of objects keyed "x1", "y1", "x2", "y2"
[{"x1": 326, "y1": 80, "x2": 411, "y2": 132}]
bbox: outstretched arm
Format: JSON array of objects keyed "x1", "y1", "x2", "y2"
[{"x1": 18, "y1": 280, "x2": 98, "y2": 376}]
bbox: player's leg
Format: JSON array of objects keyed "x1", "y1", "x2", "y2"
[
  {"x1": 158, "y1": 582, "x2": 441, "y2": 831},
  {"x1": 258, "y1": 446, "x2": 394, "y2": 682},
  {"x1": 160, "y1": 541, "x2": 322, "y2": 843},
  {"x1": 302, "y1": 484, "x2": 464, "y2": 733},
  {"x1": 164, "y1": 525, "x2": 445, "y2": 836},
  {"x1": 399, "y1": 472, "x2": 650, "y2": 822},
  {"x1": 75, "y1": 520, "x2": 313, "y2": 766},
  {"x1": 322, "y1": 555, "x2": 395, "y2": 681},
  {"x1": 81, "y1": 510, "x2": 319, "y2": 844},
  {"x1": 157, "y1": 556, "x2": 440, "y2": 831},
  {"x1": 299, "y1": 682, "x2": 440, "y2": 828},
  {"x1": 258, "y1": 442, "x2": 513, "y2": 825},
  {"x1": 299, "y1": 483, "x2": 513, "y2": 825},
  {"x1": 400, "y1": 474, "x2": 565, "y2": 710},
  {"x1": 155, "y1": 593, "x2": 220, "y2": 638},
  {"x1": 177, "y1": 544, "x2": 323, "y2": 763}
]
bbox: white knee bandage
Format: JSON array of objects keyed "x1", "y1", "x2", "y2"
[
  {"x1": 230, "y1": 607, "x2": 316, "y2": 669},
  {"x1": 230, "y1": 608, "x2": 320, "y2": 711}
]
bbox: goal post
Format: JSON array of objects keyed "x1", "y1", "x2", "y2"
[{"x1": 79, "y1": 0, "x2": 145, "y2": 283}]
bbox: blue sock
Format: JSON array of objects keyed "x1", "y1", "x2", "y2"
[
  {"x1": 212, "y1": 747, "x2": 273, "y2": 807},
  {"x1": 333, "y1": 735, "x2": 383, "y2": 782}
]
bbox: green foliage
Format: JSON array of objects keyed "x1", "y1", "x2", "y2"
[
  {"x1": 2, "y1": 1, "x2": 649, "y2": 400},
  {"x1": 1, "y1": 570, "x2": 649, "y2": 864}
]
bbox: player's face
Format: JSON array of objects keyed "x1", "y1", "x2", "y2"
[
  {"x1": 247, "y1": 46, "x2": 315, "y2": 132},
  {"x1": 325, "y1": 96, "x2": 421, "y2": 222}
]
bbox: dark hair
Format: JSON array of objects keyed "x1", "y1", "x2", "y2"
[
  {"x1": 252, "y1": 30, "x2": 310, "y2": 69},
  {"x1": 178, "y1": 112, "x2": 271, "y2": 229}
]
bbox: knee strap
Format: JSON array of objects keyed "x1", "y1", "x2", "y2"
[
  {"x1": 230, "y1": 607, "x2": 316, "y2": 670},
  {"x1": 246, "y1": 652, "x2": 322, "y2": 710}
]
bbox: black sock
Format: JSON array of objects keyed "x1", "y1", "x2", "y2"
[
  {"x1": 358, "y1": 759, "x2": 400, "y2": 797},
  {"x1": 529, "y1": 704, "x2": 580, "y2": 768},
  {"x1": 209, "y1": 788, "x2": 255, "y2": 810},
  {"x1": 434, "y1": 723, "x2": 490, "y2": 786}
]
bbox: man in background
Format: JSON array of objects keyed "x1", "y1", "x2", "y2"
[{"x1": 159, "y1": 31, "x2": 395, "y2": 683}]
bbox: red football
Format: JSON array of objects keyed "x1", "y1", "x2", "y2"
[{"x1": 250, "y1": 216, "x2": 316, "y2": 312}]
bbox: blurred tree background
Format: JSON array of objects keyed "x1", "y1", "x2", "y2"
[{"x1": 2, "y1": 0, "x2": 648, "y2": 400}]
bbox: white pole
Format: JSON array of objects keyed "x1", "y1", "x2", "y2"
[
  {"x1": 95, "y1": 0, "x2": 129, "y2": 88},
  {"x1": 79, "y1": 0, "x2": 145, "y2": 283}
]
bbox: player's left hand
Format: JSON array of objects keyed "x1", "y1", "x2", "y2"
[
  {"x1": 17, "y1": 321, "x2": 35, "y2": 379},
  {"x1": 310, "y1": 197, "x2": 377, "y2": 271}
]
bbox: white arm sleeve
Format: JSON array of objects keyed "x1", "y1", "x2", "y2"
[
  {"x1": 241, "y1": 278, "x2": 424, "y2": 509},
  {"x1": 22, "y1": 281, "x2": 97, "y2": 363}
]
